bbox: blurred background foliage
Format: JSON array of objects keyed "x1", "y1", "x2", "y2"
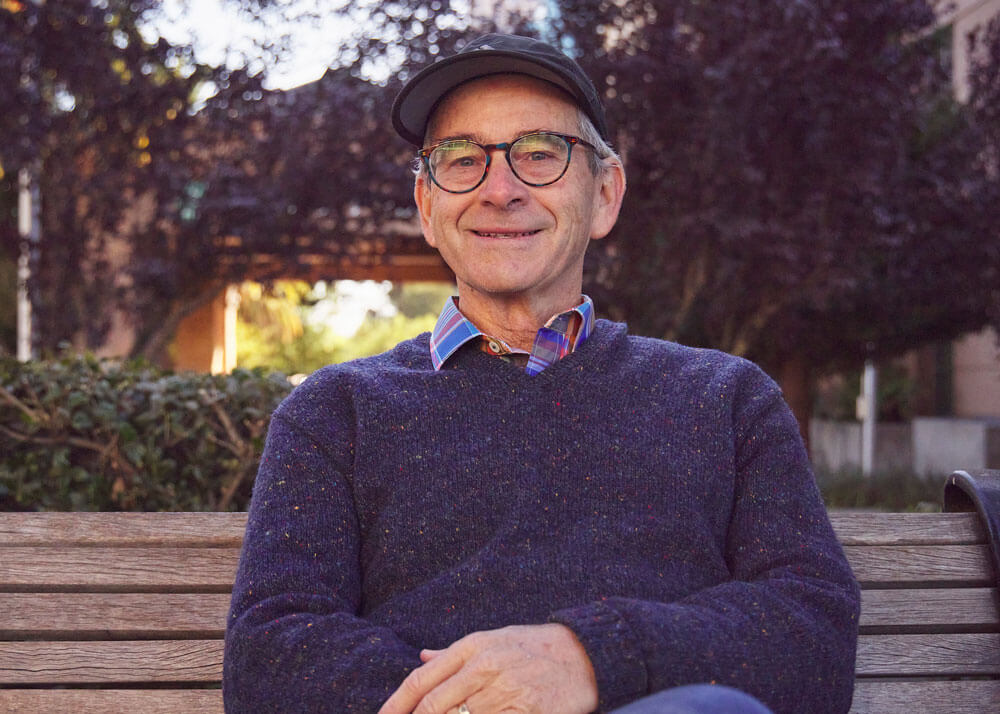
[
  {"x1": 814, "y1": 363, "x2": 919, "y2": 423},
  {"x1": 236, "y1": 280, "x2": 452, "y2": 375},
  {"x1": 0, "y1": 0, "x2": 996, "y2": 422}
]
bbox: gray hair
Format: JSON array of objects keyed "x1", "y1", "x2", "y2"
[{"x1": 575, "y1": 109, "x2": 621, "y2": 175}]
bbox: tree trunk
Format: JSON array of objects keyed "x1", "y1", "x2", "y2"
[
  {"x1": 133, "y1": 281, "x2": 229, "y2": 367},
  {"x1": 776, "y1": 353, "x2": 813, "y2": 454}
]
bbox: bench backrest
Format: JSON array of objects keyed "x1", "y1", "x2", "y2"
[{"x1": 1, "y1": 511, "x2": 998, "y2": 713}]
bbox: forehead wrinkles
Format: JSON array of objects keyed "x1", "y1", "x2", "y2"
[{"x1": 425, "y1": 74, "x2": 581, "y2": 145}]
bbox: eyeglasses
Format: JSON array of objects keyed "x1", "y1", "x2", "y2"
[{"x1": 419, "y1": 131, "x2": 597, "y2": 194}]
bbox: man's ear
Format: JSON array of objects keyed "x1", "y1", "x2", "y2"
[
  {"x1": 589, "y1": 160, "x2": 626, "y2": 241},
  {"x1": 414, "y1": 174, "x2": 437, "y2": 248}
]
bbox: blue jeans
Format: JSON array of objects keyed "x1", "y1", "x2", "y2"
[{"x1": 608, "y1": 684, "x2": 773, "y2": 714}]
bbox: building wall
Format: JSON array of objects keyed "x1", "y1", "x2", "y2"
[
  {"x1": 953, "y1": 328, "x2": 1000, "y2": 418},
  {"x1": 938, "y1": 0, "x2": 1000, "y2": 418},
  {"x1": 170, "y1": 286, "x2": 239, "y2": 374}
]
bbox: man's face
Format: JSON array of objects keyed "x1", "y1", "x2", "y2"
[{"x1": 414, "y1": 74, "x2": 624, "y2": 311}]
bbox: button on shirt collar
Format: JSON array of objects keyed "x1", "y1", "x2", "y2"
[{"x1": 429, "y1": 296, "x2": 595, "y2": 375}]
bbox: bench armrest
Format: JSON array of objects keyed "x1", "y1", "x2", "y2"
[{"x1": 944, "y1": 469, "x2": 1000, "y2": 585}]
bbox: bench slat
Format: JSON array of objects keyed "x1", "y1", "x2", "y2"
[
  {"x1": 0, "y1": 640, "x2": 223, "y2": 684},
  {"x1": 0, "y1": 689, "x2": 222, "y2": 714},
  {"x1": 1, "y1": 683, "x2": 998, "y2": 714},
  {"x1": 830, "y1": 512, "x2": 986, "y2": 546},
  {"x1": 1, "y1": 511, "x2": 984, "y2": 548},
  {"x1": 845, "y1": 544, "x2": 995, "y2": 587},
  {"x1": 5, "y1": 589, "x2": 993, "y2": 641},
  {"x1": 856, "y1": 633, "x2": 1000, "y2": 676},
  {"x1": 860, "y1": 588, "x2": 1000, "y2": 632},
  {"x1": 2, "y1": 544, "x2": 992, "y2": 591},
  {"x1": 0, "y1": 512, "x2": 247, "y2": 547},
  {"x1": 0, "y1": 547, "x2": 239, "y2": 591},
  {"x1": 6, "y1": 634, "x2": 998, "y2": 684},
  {"x1": 3, "y1": 511, "x2": 983, "y2": 543},
  {"x1": 0, "y1": 594, "x2": 231, "y2": 639},
  {"x1": 849, "y1": 680, "x2": 1000, "y2": 713}
]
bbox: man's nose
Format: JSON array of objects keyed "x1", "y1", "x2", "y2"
[{"x1": 477, "y1": 152, "x2": 530, "y2": 207}]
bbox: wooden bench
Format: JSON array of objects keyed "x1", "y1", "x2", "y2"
[{"x1": 1, "y1": 470, "x2": 998, "y2": 713}]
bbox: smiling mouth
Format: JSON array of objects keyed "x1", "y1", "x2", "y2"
[{"x1": 473, "y1": 230, "x2": 542, "y2": 238}]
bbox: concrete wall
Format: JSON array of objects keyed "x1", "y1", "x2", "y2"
[
  {"x1": 810, "y1": 417, "x2": 1000, "y2": 476},
  {"x1": 912, "y1": 417, "x2": 1000, "y2": 475},
  {"x1": 810, "y1": 420, "x2": 912, "y2": 473}
]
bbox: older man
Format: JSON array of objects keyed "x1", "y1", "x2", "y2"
[{"x1": 224, "y1": 34, "x2": 859, "y2": 714}]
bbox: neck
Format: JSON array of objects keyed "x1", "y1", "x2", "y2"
[{"x1": 455, "y1": 288, "x2": 582, "y2": 352}]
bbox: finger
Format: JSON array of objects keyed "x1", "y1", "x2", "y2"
[
  {"x1": 420, "y1": 648, "x2": 444, "y2": 662},
  {"x1": 452, "y1": 676, "x2": 523, "y2": 714},
  {"x1": 448, "y1": 687, "x2": 496, "y2": 714},
  {"x1": 378, "y1": 649, "x2": 466, "y2": 714},
  {"x1": 411, "y1": 663, "x2": 487, "y2": 714}
]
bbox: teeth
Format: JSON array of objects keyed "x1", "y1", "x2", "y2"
[{"x1": 476, "y1": 231, "x2": 537, "y2": 238}]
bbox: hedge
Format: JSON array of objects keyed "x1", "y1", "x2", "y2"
[{"x1": 0, "y1": 354, "x2": 292, "y2": 511}]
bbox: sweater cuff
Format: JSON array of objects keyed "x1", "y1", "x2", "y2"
[{"x1": 549, "y1": 600, "x2": 648, "y2": 711}]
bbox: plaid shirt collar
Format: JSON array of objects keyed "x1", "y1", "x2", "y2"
[{"x1": 429, "y1": 295, "x2": 596, "y2": 375}]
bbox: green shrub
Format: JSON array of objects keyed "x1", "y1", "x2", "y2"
[
  {"x1": 0, "y1": 354, "x2": 291, "y2": 511},
  {"x1": 817, "y1": 467, "x2": 945, "y2": 512}
]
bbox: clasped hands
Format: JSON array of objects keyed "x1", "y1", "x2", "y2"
[{"x1": 377, "y1": 623, "x2": 599, "y2": 714}]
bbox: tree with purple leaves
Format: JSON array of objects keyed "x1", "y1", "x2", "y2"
[
  {"x1": 548, "y1": 0, "x2": 999, "y2": 428},
  {"x1": 2, "y1": 0, "x2": 997, "y2": 428}
]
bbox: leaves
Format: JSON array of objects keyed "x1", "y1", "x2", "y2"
[
  {"x1": 0, "y1": 353, "x2": 291, "y2": 511},
  {"x1": 564, "y1": 0, "x2": 999, "y2": 375},
  {"x1": 1, "y1": 0, "x2": 997, "y2": 393}
]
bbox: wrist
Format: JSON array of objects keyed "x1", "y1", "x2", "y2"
[{"x1": 548, "y1": 623, "x2": 599, "y2": 712}]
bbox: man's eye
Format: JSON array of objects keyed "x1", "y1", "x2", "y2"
[
  {"x1": 514, "y1": 148, "x2": 558, "y2": 163},
  {"x1": 433, "y1": 145, "x2": 481, "y2": 171}
]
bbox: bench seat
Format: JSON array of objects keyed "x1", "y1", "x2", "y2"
[{"x1": 2, "y1": 473, "x2": 999, "y2": 713}]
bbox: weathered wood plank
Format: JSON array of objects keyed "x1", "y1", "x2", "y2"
[
  {"x1": 830, "y1": 511, "x2": 985, "y2": 546},
  {"x1": 849, "y1": 679, "x2": 1000, "y2": 713},
  {"x1": 2, "y1": 511, "x2": 981, "y2": 548},
  {"x1": 2, "y1": 683, "x2": 999, "y2": 714},
  {"x1": 5, "y1": 589, "x2": 984, "y2": 639},
  {"x1": 856, "y1": 633, "x2": 1000, "y2": 676},
  {"x1": 0, "y1": 593, "x2": 231, "y2": 639},
  {"x1": 0, "y1": 547, "x2": 239, "y2": 590},
  {"x1": 0, "y1": 640, "x2": 223, "y2": 684},
  {"x1": 845, "y1": 545, "x2": 994, "y2": 586},
  {"x1": 0, "y1": 512, "x2": 247, "y2": 547},
  {"x1": 860, "y1": 588, "x2": 1000, "y2": 631},
  {"x1": 0, "y1": 689, "x2": 223, "y2": 714},
  {"x1": 4, "y1": 545, "x2": 993, "y2": 591}
]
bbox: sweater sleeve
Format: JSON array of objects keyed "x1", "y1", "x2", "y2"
[
  {"x1": 550, "y1": 362, "x2": 860, "y2": 714},
  {"x1": 223, "y1": 385, "x2": 420, "y2": 712}
]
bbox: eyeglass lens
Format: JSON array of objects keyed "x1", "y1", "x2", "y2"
[{"x1": 428, "y1": 133, "x2": 572, "y2": 192}]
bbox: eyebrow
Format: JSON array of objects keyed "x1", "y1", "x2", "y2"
[{"x1": 429, "y1": 129, "x2": 555, "y2": 145}]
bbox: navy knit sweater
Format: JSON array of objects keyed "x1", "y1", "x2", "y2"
[{"x1": 224, "y1": 321, "x2": 859, "y2": 713}]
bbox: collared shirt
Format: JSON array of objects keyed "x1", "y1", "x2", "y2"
[{"x1": 429, "y1": 295, "x2": 596, "y2": 375}]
